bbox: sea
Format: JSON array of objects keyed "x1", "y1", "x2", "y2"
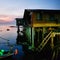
[
  {"x1": 0, "y1": 25, "x2": 25, "y2": 60},
  {"x1": 0, "y1": 25, "x2": 56, "y2": 60}
]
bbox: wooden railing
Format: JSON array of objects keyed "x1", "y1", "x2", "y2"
[{"x1": 36, "y1": 31, "x2": 52, "y2": 52}]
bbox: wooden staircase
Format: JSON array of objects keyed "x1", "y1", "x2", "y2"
[{"x1": 37, "y1": 31, "x2": 60, "y2": 52}]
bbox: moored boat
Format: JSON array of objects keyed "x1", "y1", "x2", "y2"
[{"x1": 0, "y1": 49, "x2": 14, "y2": 59}]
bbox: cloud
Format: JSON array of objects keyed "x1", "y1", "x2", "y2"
[
  {"x1": 0, "y1": 15, "x2": 22, "y2": 25},
  {"x1": 0, "y1": 15, "x2": 20, "y2": 22}
]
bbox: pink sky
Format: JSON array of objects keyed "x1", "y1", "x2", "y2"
[
  {"x1": 0, "y1": 0, "x2": 59, "y2": 25},
  {"x1": 0, "y1": 15, "x2": 21, "y2": 22}
]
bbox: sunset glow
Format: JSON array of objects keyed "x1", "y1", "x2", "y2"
[
  {"x1": 0, "y1": 15, "x2": 18, "y2": 22},
  {"x1": 0, "y1": 0, "x2": 60, "y2": 25},
  {"x1": 0, "y1": 16, "x2": 12, "y2": 22}
]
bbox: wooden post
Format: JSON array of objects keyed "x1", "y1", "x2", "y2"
[
  {"x1": 51, "y1": 37, "x2": 54, "y2": 50},
  {"x1": 51, "y1": 33, "x2": 55, "y2": 50},
  {"x1": 17, "y1": 25, "x2": 20, "y2": 35},
  {"x1": 31, "y1": 27, "x2": 35, "y2": 49},
  {"x1": 36, "y1": 28, "x2": 40, "y2": 42},
  {"x1": 42, "y1": 27, "x2": 46, "y2": 40},
  {"x1": 51, "y1": 33, "x2": 55, "y2": 60}
]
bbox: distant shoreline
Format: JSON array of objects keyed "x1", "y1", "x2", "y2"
[{"x1": 9, "y1": 26, "x2": 17, "y2": 28}]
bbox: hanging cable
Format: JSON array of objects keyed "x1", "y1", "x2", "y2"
[{"x1": 0, "y1": 36, "x2": 10, "y2": 41}]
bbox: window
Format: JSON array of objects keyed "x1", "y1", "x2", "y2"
[
  {"x1": 49, "y1": 15, "x2": 55, "y2": 21},
  {"x1": 36, "y1": 13, "x2": 42, "y2": 21}
]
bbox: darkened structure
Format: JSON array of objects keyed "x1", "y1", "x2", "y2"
[{"x1": 16, "y1": 9, "x2": 60, "y2": 60}]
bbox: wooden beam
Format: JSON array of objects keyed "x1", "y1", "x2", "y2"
[{"x1": 33, "y1": 23, "x2": 60, "y2": 27}]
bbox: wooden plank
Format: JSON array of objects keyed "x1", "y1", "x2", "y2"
[{"x1": 33, "y1": 23, "x2": 60, "y2": 27}]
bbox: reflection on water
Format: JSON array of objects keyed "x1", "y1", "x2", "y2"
[
  {"x1": 0, "y1": 26, "x2": 24, "y2": 60},
  {"x1": 0, "y1": 26, "x2": 35, "y2": 60},
  {"x1": 0, "y1": 26, "x2": 17, "y2": 44},
  {"x1": 0, "y1": 26, "x2": 55, "y2": 60}
]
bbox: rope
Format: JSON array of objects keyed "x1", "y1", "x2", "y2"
[
  {"x1": 0, "y1": 36, "x2": 10, "y2": 41},
  {"x1": 0, "y1": 36, "x2": 17, "y2": 46}
]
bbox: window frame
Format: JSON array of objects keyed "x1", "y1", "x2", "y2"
[
  {"x1": 36, "y1": 13, "x2": 42, "y2": 21},
  {"x1": 49, "y1": 15, "x2": 55, "y2": 21}
]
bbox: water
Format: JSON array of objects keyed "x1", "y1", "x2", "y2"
[
  {"x1": 0, "y1": 26, "x2": 24, "y2": 60},
  {"x1": 0, "y1": 26, "x2": 54, "y2": 60}
]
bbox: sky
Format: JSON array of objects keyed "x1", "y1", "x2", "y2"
[{"x1": 0, "y1": 0, "x2": 60, "y2": 25}]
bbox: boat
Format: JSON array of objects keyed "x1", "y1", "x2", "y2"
[{"x1": 0, "y1": 49, "x2": 14, "y2": 59}]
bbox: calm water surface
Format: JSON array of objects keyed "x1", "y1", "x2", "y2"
[
  {"x1": 0, "y1": 26, "x2": 54, "y2": 60},
  {"x1": 0, "y1": 26, "x2": 24, "y2": 60}
]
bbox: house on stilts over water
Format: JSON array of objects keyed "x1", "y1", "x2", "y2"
[{"x1": 16, "y1": 9, "x2": 60, "y2": 60}]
